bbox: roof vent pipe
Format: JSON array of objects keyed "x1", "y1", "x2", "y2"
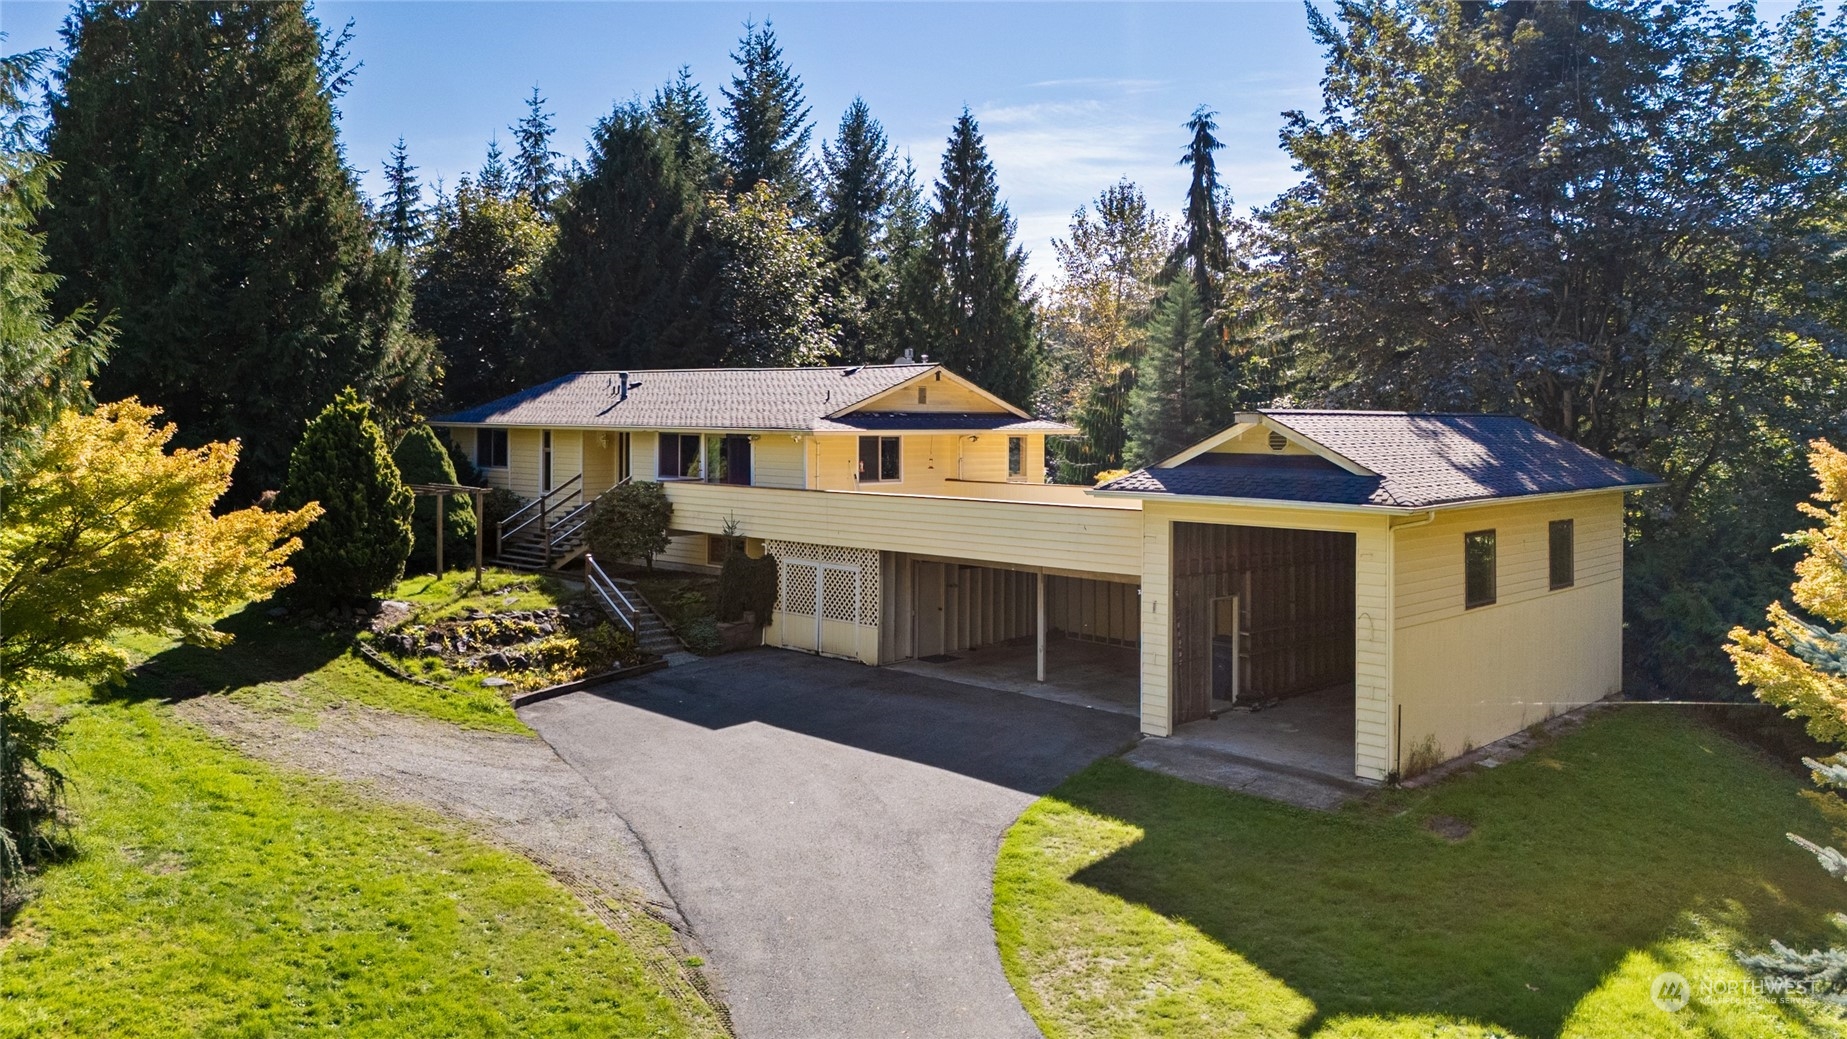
[{"x1": 616, "y1": 372, "x2": 629, "y2": 402}]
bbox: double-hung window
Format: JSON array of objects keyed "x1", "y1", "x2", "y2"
[{"x1": 858, "y1": 435, "x2": 901, "y2": 483}]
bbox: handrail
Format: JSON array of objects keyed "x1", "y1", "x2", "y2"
[
  {"x1": 498, "y1": 473, "x2": 583, "y2": 546},
  {"x1": 544, "y1": 475, "x2": 633, "y2": 554},
  {"x1": 583, "y1": 553, "x2": 638, "y2": 633}
]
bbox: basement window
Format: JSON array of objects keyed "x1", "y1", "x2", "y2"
[
  {"x1": 1549, "y1": 519, "x2": 1575, "y2": 590},
  {"x1": 475, "y1": 428, "x2": 508, "y2": 469},
  {"x1": 858, "y1": 435, "x2": 901, "y2": 482},
  {"x1": 1464, "y1": 530, "x2": 1497, "y2": 609}
]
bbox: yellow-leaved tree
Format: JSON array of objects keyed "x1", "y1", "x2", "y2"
[
  {"x1": 1726, "y1": 439, "x2": 1847, "y2": 994},
  {"x1": 0, "y1": 399, "x2": 319, "y2": 874}
]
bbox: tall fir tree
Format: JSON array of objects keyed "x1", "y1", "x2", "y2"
[
  {"x1": 0, "y1": 46, "x2": 110, "y2": 468},
  {"x1": 413, "y1": 178, "x2": 553, "y2": 408},
  {"x1": 1177, "y1": 106, "x2": 1230, "y2": 310},
  {"x1": 520, "y1": 101, "x2": 720, "y2": 378},
  {"x1": 478, "y1": 135, "x2": 511, "y2": 198},
  {"x1": 1043, "y1": 180, "x2": 1175, "y2": 481},
  {"x1": 866, "y1": 156, "x2": 935, "y2": 363},
  {"x1": 43, "y1": 1, "x2": 434, "y2": 493},
  {"x1": 510, "y1": 86, "x2": 561, "y2": 215},
  {"x1": 721, "y1": 20, "x2": 813, "y2": 208},
  {"x1": 1123, "y1": 276, "x2": 1229, "y2": 468},
  {"x1": 650, "y1": 66, "x2": 721, "y2": 191},
  {"x1": 819, "y1": 97, "x2": 898, "y2": 361},
  {"x1": 919, "y1": 110, "x2": 1038, "y2": 404},
  {"x1": 379, "y1": 136, "x2": 423, "y2": 253}
]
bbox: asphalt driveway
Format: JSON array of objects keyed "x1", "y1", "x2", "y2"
[{"x1": 520, "y1": 648, "x2": 1136, "y2": 1039}]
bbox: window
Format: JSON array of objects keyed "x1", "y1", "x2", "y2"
[
  {"x1": 541, "y1": 430, "x2": 553, "y2": 490},
  {"x1": 705, "y1": 534, "x2": 743, "y2": 565},
  {"x1": 917, "y1": 386, "x2": 928, "y2": 404},
  {"x1": 1549, "y1": 519, "x2": 1575, "y2": 590},
  {"x1": 474, "y1": 428, "x2": 508, "y2": 469},
  {"x1": 1464, "y1": 530, "x2": 1497, "y2": 608},
  {"x1": 858, "y1": 435, "x2": 900, "y2": 482},
  {"x1": 1008, "y1": 436, "x2": 1024, "y2": 480},
  {"x1": 708, "y1": 434, "x2": 752, "y2": 486},
  {"x1": 658, "y1": 433, "x2": 702, "y2": 479}
]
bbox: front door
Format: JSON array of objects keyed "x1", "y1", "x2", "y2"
[{"x1": 913, "y1": 561, "x2": 946, "y2": 657}]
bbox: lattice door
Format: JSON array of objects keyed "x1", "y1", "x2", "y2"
[
  {"x1": 784, "y1": 562, "x2": 817, "y2": 618},
  {"x1": 821, "y1": 566, "x2": 858, "y2": 623}
]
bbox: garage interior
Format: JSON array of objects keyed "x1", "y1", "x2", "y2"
[
  {"x1": 1167, "y1": 521, "x2": 1358, "y2": 775},
  {"x1": 886, "y1": 555, "x2": 1140, "y2": 714}
]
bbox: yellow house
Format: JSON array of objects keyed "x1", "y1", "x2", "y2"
[{"x1": 436, "y1": 364, "x2": 1657, "y2": 782}]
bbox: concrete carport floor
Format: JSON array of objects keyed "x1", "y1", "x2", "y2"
[{"x1": 520, "y1": 648, "x2": 1137, "y2": 1039}]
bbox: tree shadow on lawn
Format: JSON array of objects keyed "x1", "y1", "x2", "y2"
[
  {"x1": 1061, "y1": 709, "x2": 1843, "y2": 1037},
  {"x1": 99, "y1": 602, "x2": 349, "y2": 706}
]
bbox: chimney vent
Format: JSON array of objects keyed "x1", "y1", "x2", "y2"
[
  {"x1": 900, "y1": 347, "x2": 914, "y2": 363},
  {"x1": 617, "y1": 372, "x2": 630, "y2": 403}
]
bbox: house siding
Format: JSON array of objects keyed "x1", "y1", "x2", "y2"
[
  {"x1": 1390, "y1": 492, "x2": 1625, "y2": 770},
  {"x1": 752, "y1": 434, "x2": 806, "y2": 489}
]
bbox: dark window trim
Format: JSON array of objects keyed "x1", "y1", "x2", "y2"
[
  {"x1": 1549, "y1": 519, "x2": 1576, "y2": 590},
  {"x1": 858, "y1": 435, "x2": 901, "y2": 483},
  {"x1": 1464, "y1": 529, "x2": 1497, "y2": 609},
  {"x1": 474, "y1": 428, "x2": 509, "y2": 469},
  {"x1": 657, "y1": 432, "x2": 703, "y2": 480}
]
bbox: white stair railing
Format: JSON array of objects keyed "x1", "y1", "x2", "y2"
[{"x1": 583, "y1": 553, "x2": 639, "y2": 634}]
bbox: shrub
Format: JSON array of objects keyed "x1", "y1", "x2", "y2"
[
  {"x1": 585, "y1": 480, "x2": 672, "y2": 570},
  {"x1": 717, "y1": 552, "x2": 779, "y2": 628},
  {"x1": 392, "y1": 424, "x2": 478, "y2": 573},
  {"x1": 279, "y1": 388, "x2": 413, "y2": 605}
]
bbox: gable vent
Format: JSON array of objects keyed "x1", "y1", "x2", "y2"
[{"x1": 1268, "y1": 431, "x2": 1288, "y2": 452}]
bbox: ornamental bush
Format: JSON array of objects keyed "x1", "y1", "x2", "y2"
[
  {"x1": 279, "y1": 388, "x2": 413, "y2": 605},
  {"x1": 585, "y1": 480, "x2": 673, "y2": 570},
  {"x1": 393, "y1": 424, "x2": 477, "y2": 573}
]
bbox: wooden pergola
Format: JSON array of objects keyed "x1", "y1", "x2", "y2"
[{"x1": 406, "y1": 482, "x2": 492, "y2": 583}]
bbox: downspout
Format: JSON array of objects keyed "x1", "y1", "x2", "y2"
[{"x1": 1385, "y1": 510, "x2": 1437, "y2": 777}]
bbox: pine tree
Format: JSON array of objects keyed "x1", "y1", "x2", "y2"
[
  {"x1": 278, "y1": 388, "x2": 413, "y2": 605},
  {"x1": 920, "y1": 110, "x2": 1038, "y2": 404},
  {"x1": 721, "y1": 20, "x2": 813, "y2": 208},
  {"x1": 1177, "y1": 106, "x2": 1230, "y2": 310},
  {"x1": 520, "y1": 101, "x2": 720, "y2": 379},
  {"x1": 650, "y1": 66, "x2": 720, "y2": 191},
  {"x1": 819, "y1": 97, "x2": 897, "y2": 361},
  {"x1": 392, "y1": 424, "x2": 477, "y2": 573},
  {"x1": 43, "y1": 2, "x2": 434, "y2": 494},
  {"x1": 478, "y1": 136, "x2": 511, "y2": 198},
  {"x1": 1729, "y1": 440, "x2": 1847, "y2": 998},
  {"x1": 866, "y1": 157, "x2": 935, "y2": 364},
  {"x1": 510, "y1": 86, "x2": 561, "y2": 215},
  {"x1": 0, "y1": 47, "x2": 110, "y2": 468},
  {"x1": 1123, "y1": 276, "x2": 1230, "y2": 469},
  {"x1": 380, "y1": 136, "x2": 423, "y2": 253},
  {"x1": 413, "y1": 179, "x2": 552, "y2": 408}
]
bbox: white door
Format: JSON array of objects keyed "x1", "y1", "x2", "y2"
[{"x1": 780, "y1": 562, "x2": 820, "y2": 654}]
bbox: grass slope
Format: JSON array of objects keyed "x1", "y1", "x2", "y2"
[
  {"x1": 0, "y1": 695, "x2": 717, "y2": 1038},
  {"x1": 995, "y1": 709, "x2": 1847, "y2": 1037}
]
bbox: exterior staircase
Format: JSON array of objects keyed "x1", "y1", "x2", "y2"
[
  {"x1": 492, "y1": 475, "x2": 621, "y2": 572},
  {"x1": 584, "y1": 553, "x2": 697, "y2": 665}
]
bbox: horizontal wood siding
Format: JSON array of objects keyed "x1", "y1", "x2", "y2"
[
  {"x1": 854, "y1": 374, "x2": 1006, "y2": 413},
  {"x1": 507, "y1": 428, "x2": 543, "y2": 500},
  {"x1": 661, "y1": 482, "x2": 1144, "y2": 578},
  {"x1": 1391, "y1": 492, "x2": 1626, "y2": 769},
  {"x1": 751, "y1": 435, "x2": 806, "y2": 489}
]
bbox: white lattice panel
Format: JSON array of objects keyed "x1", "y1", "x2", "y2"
[
  {"x1": 767, "y1": 539, "x2": 879, "y2": 624},
  {"x1": 821, "y1": 567, "x2": 858, "y2": 622}
]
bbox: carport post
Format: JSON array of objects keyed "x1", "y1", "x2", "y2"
[{"x1": 1035, "y1": 571, "x2": 1046, "y2": 682}]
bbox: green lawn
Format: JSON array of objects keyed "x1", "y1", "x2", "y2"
[
  {"x1": 995, "y1": 709, "x2": 1847, "y2": 1037},
  {"x1": 0, "y1": 693, "x2": 721, "y2": 1038}
]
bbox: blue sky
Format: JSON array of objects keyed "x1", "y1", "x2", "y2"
[{"x1": 3, "y1": 2, "x2": 1330, "y2": 283}]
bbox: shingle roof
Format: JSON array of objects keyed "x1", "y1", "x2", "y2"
[
  {"x1": 433, "y1": 365, "x2": 990, "y2": 431},
  {"x1": 1097, "y1": 411, "x2": 1659, "y2": 510}
]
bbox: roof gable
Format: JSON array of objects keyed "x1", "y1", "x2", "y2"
[{"x1": 1098, "y1": 410, "x2": 1659, "y2": 510}]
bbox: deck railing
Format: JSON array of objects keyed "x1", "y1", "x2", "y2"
[{"x1": 497, "y1": 473, "x2": 582, "y2": 549}]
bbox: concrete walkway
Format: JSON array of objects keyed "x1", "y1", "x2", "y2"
[{"x1": 520, "y1": 649, "x2": 1135, "y2": 1039}]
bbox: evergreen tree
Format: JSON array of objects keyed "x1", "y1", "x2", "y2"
[
  {"x1": 866, "y1": 156, "x2": 935, "y2": 363},
  {"x1": 650, "y1": 66, "x2": 720, "y2": 191},
  {"x1": 380, "y1": 136, "x2": 423, "y2": 253},
  {"x1": 1177, "y1": 106, "x2": 1230, "y2": 310},
  {"x1": 1729, "y1": 440, "x2": 1847, "y2": 998},
  {"x1": 1042, "y1": 180, "x2": 1175, "y2": 481},
  {"x1": 414, "y1": 179, "x2": 553, "y2": 408},
  {"x1": 819, "y1": 97, "x2": 897, "y2": 361},
  {"x1": 43, "y1": 2, "x2": 434, "y2": 494},
  {"x1": 0, "y1": 46, "x2": 110, "y2": 468},
  {"x1": 478, "y1": 135, "x2": 511, "y2": 198},
  {"x1": 392, "y1": 424, "x2": 477, "y2": 573},
  {"x1": 1123, "y1": 276, "x2": 1229, "y2": 468},
  {"x1": 721, "y1": 20, "x2": 813, "y2": 207},
  {"x1": 510, "y1": 86, "x2": 561, "y2": 215},
  {"x1": 919, "y1": 110, "x2": 1038, "y2": 404},
  {"x1": 278, "y1": 388, "x2": 413, "y2": 605},
  {"x1": 520, "y1": 101, "x2": 720, "y2": 379}
]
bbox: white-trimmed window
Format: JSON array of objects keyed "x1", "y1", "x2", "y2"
[
  {"x1": 475, "y1": 428, "x2": 508, "y2": 469},
  {"x1": 658, "y1": 433, "x2": 702, "y2": 479}
]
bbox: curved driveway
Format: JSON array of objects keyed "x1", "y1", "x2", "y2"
[{"x1": 520, "y1": 649, "x2": 1135, "y2": 1039}]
